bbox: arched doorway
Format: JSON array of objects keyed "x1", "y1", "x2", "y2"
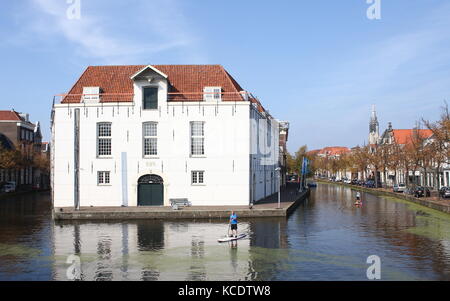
[{"x1": 138, "y1": 174, "x2": 164, "y2": 206}]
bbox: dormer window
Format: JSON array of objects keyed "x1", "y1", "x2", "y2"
[
  {"x1": 83, "y1": 87, "x2": 100, "y2": 103},
  {"x1": 143, "y1": 87, "x2": 158, "y2": 110},
  {"x1": 203, "y1": 87, "x2": 221, "y2": 102}
]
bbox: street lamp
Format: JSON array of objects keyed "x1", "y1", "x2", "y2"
[{"x1": 275, "y1": 167, "x2": 281, "y2": 209}]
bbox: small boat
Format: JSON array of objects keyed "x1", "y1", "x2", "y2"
[
  {"x1": 307, "y1": 182, "x2": 317, "y2": 188},
  {"x1": 218, "y1": 234, "x2": 247, "y2": 243}
]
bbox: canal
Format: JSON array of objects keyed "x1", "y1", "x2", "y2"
[{"x1": 0, "y1": 183, "x2": 450, "y2": 281}]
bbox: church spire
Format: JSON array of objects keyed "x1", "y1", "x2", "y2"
[{"x1": 368, "y1": 104, "x2": 379, "y2": 145}]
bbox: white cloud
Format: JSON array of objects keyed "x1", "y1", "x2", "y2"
[{"x1": 27, "y1": 0, "x2": 206, "y2": 64}]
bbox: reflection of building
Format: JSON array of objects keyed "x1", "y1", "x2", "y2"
[
  {"x1": 53, "y1": 221, "x2": 251, "y2": 280},
  {"x1": 52, "y1": 65, "x2": 281, "y2": 208},
  {"x1": 0, "y1": 110, "x2": 49, "y2": 188}
]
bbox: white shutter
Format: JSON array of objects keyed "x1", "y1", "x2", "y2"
[
  {"x1": 203, "y1": 87, "x2": 213, "y2": 102},
  {"x1": 203, "y1": 86, "x2": 221, "y2": 102},
  {"x1": 83, "y1": 87, "x2": 100, "y2": 103}
]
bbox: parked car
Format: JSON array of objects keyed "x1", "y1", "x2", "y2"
[
  {"x1": 364, "y1": 180, "x2": 375, "y2": 188},
  {"x1": 393, "y1": 183, "x2": 406, "y2": 193},
  {"x1": 414, "y1": 186, "x2": 431, "y2": 198},
  {"x1": 351, "y1": 179, "x2": 359, "y2": 185},
  {"x1": 439, "y1": 187, "x2": 450, "y2": 198},
  {"x1": 1, "y1": 181, "x2": 16, "y2": 193},
  {"x1": 287, "y1": 175, "x2": 298, "y2": 183},
  {"x1": 307, "y1": 182, "x2": 317, "y2": 188},
  {"x1": 343, "y1": 178, "x2": 352, "y2": 184},
  {"x1": 403, "y1": 187, "x2": 414, "y2": 195}
]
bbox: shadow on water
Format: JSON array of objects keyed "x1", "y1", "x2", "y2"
[{"x1": 1, "y1": 184, "x2": 450, "y2": 280}]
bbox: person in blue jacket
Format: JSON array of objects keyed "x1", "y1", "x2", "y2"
[{"x1": 229, "y1": 211, "x2": 238, "y2": 238}]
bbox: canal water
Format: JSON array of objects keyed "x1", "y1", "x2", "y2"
[{"x1": 1, "y1": 183, "x2": 450, "y2": 281}]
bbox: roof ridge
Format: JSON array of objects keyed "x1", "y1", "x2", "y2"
[
  {"x1": 67, "y1": 66, "x2": 91, "y2": 95},
  {"x1": 219, "y1": 65, "x2": 242, "y2": 93}
]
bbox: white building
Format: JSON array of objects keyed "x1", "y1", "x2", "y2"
[{"x1": 52, "y1": 65, "x2": 280, "y2": 208}]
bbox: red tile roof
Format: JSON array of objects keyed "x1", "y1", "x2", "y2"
[
  {"x1": 62, "y1": 65, "x2": 247, "y2": 103},
  {"x1": 318, "y1": 146, "x2": 351, "y2": 156},
  {"x1": 0, "y1": 111, "x2": 22, "y2": 121},
  {"x1": 392, "y1": 129, "x2": 433, "y2": 145},
  {"x1": 306, "y1": 149, "x2": 321, "y2": 156}
]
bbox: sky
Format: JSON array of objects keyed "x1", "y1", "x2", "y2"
[{"x1": 0, "y1": 0, "x2": 449, "y2": 153}]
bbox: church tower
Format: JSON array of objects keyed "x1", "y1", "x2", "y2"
[{"x1": 368, "y1": 104, "x2": 379, "y2": 145}]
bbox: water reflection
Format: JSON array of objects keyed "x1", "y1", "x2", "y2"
[
  {"x1": 52, "y1": 220, "x2": 273, "y2": 280},
  {"x1": 1, "y1": 184, "x2": 450, "y2": 280}
]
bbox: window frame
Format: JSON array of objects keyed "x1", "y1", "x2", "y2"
[
  {"x1": 97, "y1": 122, "x2": 112, "y2": 158},
  {"x1": 143, "y1": 122, "x2": 158, "y2": 158},
  {"x1": 97, "y1": 171, "x2": 111, "y2": 186},
  {"x1": 142, "y1": 86, "x2": 159, "y2": 110},
  {"x1": 203, "y1": 86, "x2": 222, "y2": 102},
  {"x1": 190, "y1": 121, "x2": 205, "y2": 157},
  {"x1": 82, "y1": 87, "x2": 100, "y2": 103},
  {"x1": 191, "y1": 170, "x2": 205, "y2": 186}
]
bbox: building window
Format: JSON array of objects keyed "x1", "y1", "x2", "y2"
[
  {"x1": 190, "y1": 121, "x2": 205, "y2": 156},
  {"x1": 143, "y1": 122, "x2": 158, "y2": 156},
  {"x1": 143, "y1": 87, "x2": 158, "y2": 110},
  {"x1": 203, "y1": 87, "x2": 221, "y2": 102},
  {"x1": 97, "y1": 122, "x2": 112, "y2": 157},
  {"x1": 192, "y1": 171, "x2": 204, "y2": 185},
  {"x1": 98, "y1": 171, "x2": 110, "y2": 185},
  {"x1": 82, "y1": 87, "x2": 100, "y2": 103}
]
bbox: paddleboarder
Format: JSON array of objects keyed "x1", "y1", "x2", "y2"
[
  {"x1": 229, "y1": 211, "x2": 238, "y2": 238},
  {"x1": 355, "y1": 191, "x2": 362, "y2": 206}
]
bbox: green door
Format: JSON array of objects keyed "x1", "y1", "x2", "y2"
[{"x1": 138, "y1": 183, "x2": 164, "y2": 206}]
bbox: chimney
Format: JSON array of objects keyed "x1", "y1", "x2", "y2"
[{"x1": 19, "y1": 113, "x2": 29, "y2": 122}]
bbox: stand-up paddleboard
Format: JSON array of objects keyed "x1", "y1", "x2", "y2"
[{"x1": 218, "y1": 234, "x2": 247, "y2": 243}]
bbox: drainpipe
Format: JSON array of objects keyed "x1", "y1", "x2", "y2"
[{"x1": 74, "y1": 108, "x2": 80, "y2": 211}]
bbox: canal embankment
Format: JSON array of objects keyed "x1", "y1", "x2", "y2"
[
  {"x1": 53, "y1": 185, "x2": 309, "y2": 221},
  {"x1": 317, "y1": 179, "x2": 450, "y2": 214}
]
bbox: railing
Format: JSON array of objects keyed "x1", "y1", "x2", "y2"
[
  {"x1": 56, "y1": 91, "x2": 253, "y2": 104},
  {"x1": 58, "y1": 93, "x2": 134, "y2": 103},
  {"x1": 167, "y1": 91, "x2": 249, "y2": 102}
]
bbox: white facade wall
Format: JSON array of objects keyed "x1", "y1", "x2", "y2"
[{"x1": 52, "y1": 77, "x2": 279, "y2": 207}]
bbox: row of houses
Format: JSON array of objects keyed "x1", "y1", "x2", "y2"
[
  {"x1": 310, "y1": 105, "x2": 450, "y2": 189},
  {"x1": 51, "y1": 65, "x2": 289, "y2": 208},
  {"x1": 0, "y1": 110, "x2": 50, "y2": 189}
]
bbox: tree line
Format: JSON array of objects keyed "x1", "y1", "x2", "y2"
[
  {"x1": 0, "y1": 144, "x2": 49, "y2": 176},
  {"x1": 288, "y1": 103, "x2": 449, "y2": 189}
]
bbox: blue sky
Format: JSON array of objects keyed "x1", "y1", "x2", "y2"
[{"x1": 1, "y1": 0, "x2": 449, "y2": 152}]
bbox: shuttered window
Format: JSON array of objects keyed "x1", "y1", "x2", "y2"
[{"x1": 203, "y1": 87, "x2": 221, "y2": 102}]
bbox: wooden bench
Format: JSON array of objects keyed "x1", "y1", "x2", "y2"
[{"x1": 170, "y1": 198, "x2": 192, "y2": 210}]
